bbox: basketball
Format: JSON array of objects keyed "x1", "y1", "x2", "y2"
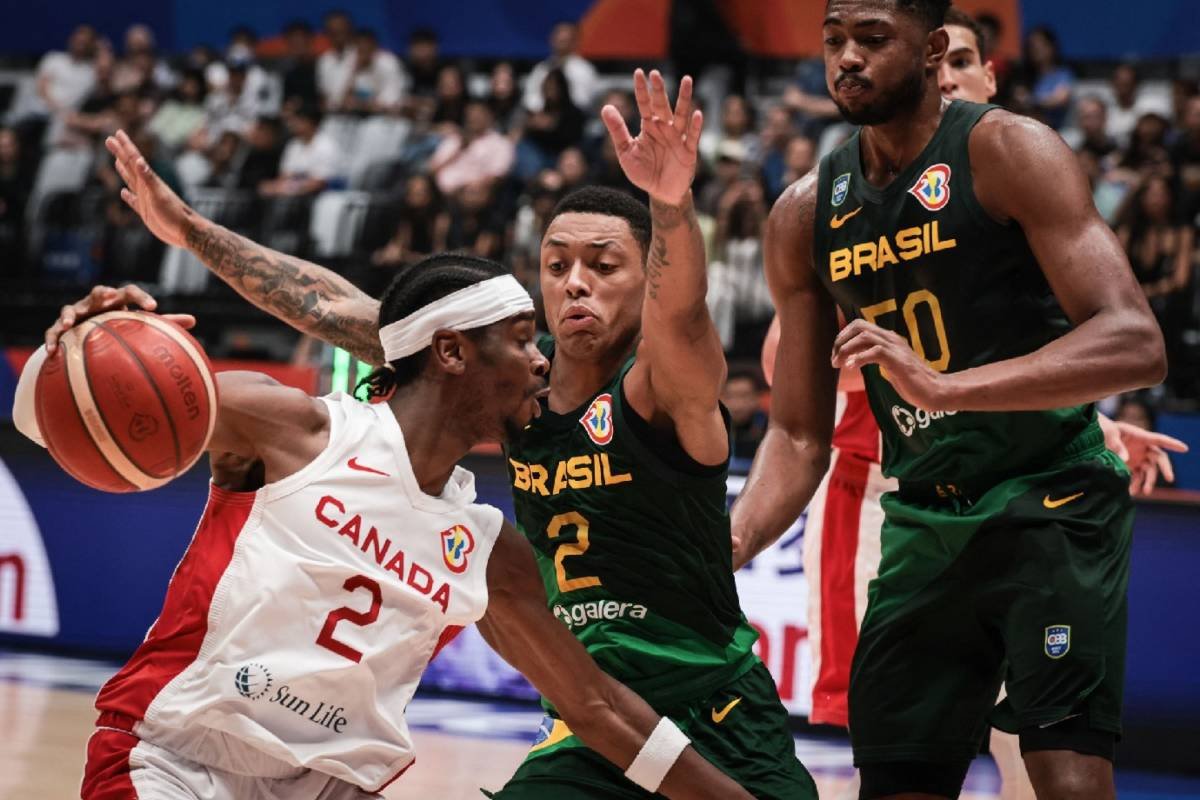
[{"x1": 33, "y1": 310, "x2": 219, "y2": 493}]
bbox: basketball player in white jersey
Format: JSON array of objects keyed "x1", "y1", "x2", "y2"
[
  {"x1": 756, "y1": 10, "x2": 1186, "y2": 800},
  {"x1": 16, "y1": 263, "x2": 756, "y2": 800}
]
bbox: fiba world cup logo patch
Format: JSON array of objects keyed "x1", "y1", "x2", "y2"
[
  {"x1": 234, "y1": 662, "x2": 273, "y2": 700},
  {"x1": 441, "y1": 524, "x2": 475, "y2": 574},
  {"x1": 580, "y1": 393, "x2": 615, "y2": 446},
  {"x1": 909, "y1": 163, "x2": 952, "y2": 211},
  {"x1": 1044, "y1": 625, "x2": 1071, "y2": 659}
]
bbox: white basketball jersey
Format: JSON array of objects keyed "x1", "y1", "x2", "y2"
[{"x1": 95, "y1": 393, "x2": 504, "y2": 792}]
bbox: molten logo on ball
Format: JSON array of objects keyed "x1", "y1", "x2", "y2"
[
  {"x1": 128, "y1": 413, "x2": 159, "y2": 442},
  {"x1": 151, "y1": 344, "x2": 202, "y2": 421}
]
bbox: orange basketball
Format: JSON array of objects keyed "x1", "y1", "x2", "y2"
[{"x1": 34, "y1": 310, "x2": 219, "y2": 493}]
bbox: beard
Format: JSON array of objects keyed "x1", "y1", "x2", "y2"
[{"x1": 834, "y1": 65, "x2": 927, "y2": 126}]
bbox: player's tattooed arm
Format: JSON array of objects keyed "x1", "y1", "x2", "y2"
[
  {"x1": 479, "y1": 522, "x2": 756, "y2": 800},
  {"x1": 603, "y1": 69, "x2": 727, "y2": 465},
  {"x1": 732, "y1": 170, "x2": 838, "y2": 570},
  {"x1": 104, "y1": 129, "x2": 384, "y2": 365},
  {"x1": 184, "y1": 221, "x2": 385, "y2": 365}
]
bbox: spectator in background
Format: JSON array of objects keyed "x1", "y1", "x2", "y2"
[
  {"x1": 778, "y1": 134, "x2": 816, "y2": 195},
  {"x1": 975, "y1": 12, "x2": 1014, "y2": 103},
  {"x1": 1016, "y1": 26, "x2": 1074, "y2": 130},
  {"x1": 194, "y1": 62, "x2": 256, "y2": 145},
  {"x1": 428, "y1": 98, "x2": 514, "y2": 195},
  {"x1": 699, "y1": 93, "x2": 758, "y2": 168},
  {"x1": 1076, "y1": 147, "x2": 1129, "y2": 225},
  {"x1": 406, "y1": 28, "x2": 441, "y2": 102},
  {"x1": 697, "y1": 138, "x2": 745, "y2": 217},
  {"x1": 583, "y1": 87, "x2": 635, "y2": 160},
  {"x1": 1114, "y1": 112, "x2": 1173, "y2": 181},
  {"x1": 279, "y1": 21, "x2": 319, "y2": 111},
  {"x1": 782, "y1": 57, "x2": 840, "y2": 140},
  {"x1": 259, "y1": 104, "x2": 343, "y2": 197},
  {"x1": 235, "y1": 116, "x2": 286, "y2": 190},
  {"x1": 487, "y1": 62, "x2": 524, "y2": 135},
  {"x1": 1107, "y1": 63, "x2": 1170, "y2": 148},
  {"x1": 225, "y1": 26, "x2": 258, "y2": 64},
  {"x1": 510, "y1": 169, "x2": 563, "y2": 299},
  {"x1": 147, "y1": 69, "x2": 207, "y2": 153},
  {"x1": 316, "y1": 10, "x2": 356, "y2": 111},
  {"x1": 0, "y1": 128, "x2": 33, "y2": 272},
  {"x1": 556, "y1": 146, "x2": 588, "y2": 194},
  {"x1": 34, "y1": 24, "x2": 98, "y2": 143},
  {"x1": 1069, "y1": 96, "x2": 1118, "y2": 161},
  {"x1": 759, "y1": 104, "x2": 797, "y2": 201},
  {"x1": 431, "y1": 63, "x2": 468, "y2": 127},
  {"x1": 441, "y1": 179, "x2": 504, "y2": 258},
  {"x1": 372, "y1": 173, "x2": 444, "y2": 268},
  {"x1": 588, "y1": 132, "x2": 639, "y2": 197},
  {"x1": 112, "y1": 24, "x2": 174, "y2": 96},
  {"x1": 341, "y1": 28, "x2": 407, "y2": 115},
  {"x1": 1170, "y1": 78, "x2": 1199, "y2": 135},
  {"x1": 708, "y1": 178, "x2": 774, "y2": 356},
  {"x1": 1116, "y1": 396, "x2": 1156, "y2": 432},
  {"x1": 523, "y1": 21, "x2": 597, "y2": 114},
  {"x1": 1171, "y1": 95, "x2": 1200, "y2": 208},
  {"x1": 721, "y1": 364, "x2": 769, "y2": 461},
  {"x1": 1117, "y1": 175, "x2": 1195, "y2": 349},
  {"x1": 518, "y1": 68, "x2": 585, "y2": 179}
]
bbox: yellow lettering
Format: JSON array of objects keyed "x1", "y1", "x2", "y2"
[
  {"x1": 601, "y1": 454, "x2": 632, "y2": 485},
  {"x1": 902, "y1": 289, "x2": 951, "y2": 371},
  {"x1": 529, "y1": 464, "x2": 549, "y2": 496},
  {"x1": 931, "y1": 220, "x2": 957, "y2": 252},
  {"x1": 547, "y1": 511, "x2": 602, "y2": 593},
  {"x1": 876, "y1": 234, "x2": 898, "y2": 269},
  {"x1": 509, "y1": 459, "x2": 530, "y2": 491},
  {"x1": 852, "y1": 241, "x2": 877, "y2": 276},
  {"x1": 552, "y1": 461, "x2": 570, "y2": 495},
  {"x1": 567, "y1": 456, "x2": 594, "y2": 489},
  {"x1": 830, "y1": 248, "x2": 853, "y2": 282},
  {"x1": 896, "y1": 227, "x2": 923, "y2": 260},
  {"x1": 923, "y1": 222, "x2": 932, "y2": 253}
]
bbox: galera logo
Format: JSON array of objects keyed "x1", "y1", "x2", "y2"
[{"x1": 891, "y1": 404, "x2": 957, "y2": 437}]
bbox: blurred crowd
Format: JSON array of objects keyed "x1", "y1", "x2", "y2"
[{"x1": 1, "y1": 10, "x2": 1198, "y2": 443}]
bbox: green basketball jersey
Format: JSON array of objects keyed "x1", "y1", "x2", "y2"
[
  {"x1": 812, "y1": 100, "x2": 1100, "y2": 490},
  {"x1": 504, "y1": 338, "x2": 758, "y2": 709}
]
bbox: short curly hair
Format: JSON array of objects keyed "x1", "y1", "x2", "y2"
[{"x1": 827, "y1": 0, "x2": 952, "y2": 31}]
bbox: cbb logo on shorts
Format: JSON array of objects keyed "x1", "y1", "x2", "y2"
[
  {"x1": 580, "y1": 393, "x2": 615, "y2": 446},
  {"x1": 1044, "y1": 625, "x2": 1071, "y2": 659},
  {"x1": 441, "y1": 524, "x2": 475, "y2": 574},
  {"x1": 234, "y1": 662, "x2": 273, "y2": 700},
  {"x1": 909, "y1": 163, "x2": 952, "y2": 211}
]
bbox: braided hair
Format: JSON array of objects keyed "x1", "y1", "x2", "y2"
[{"x1": 357, "y1": 253, "x2": 509, "y2": 402}]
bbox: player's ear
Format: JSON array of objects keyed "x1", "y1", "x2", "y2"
[
  {"x1": 430, "y1": 329, "x2": 468, "y2": 376},
  {"x1": 927, "y1": 26, "x2": 950, "y2": 69},
  {"x1": 984, "y1": 60, "x2": 998, "y2": 98}
]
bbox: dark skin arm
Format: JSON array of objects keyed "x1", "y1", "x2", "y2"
[
  {"x1": 478, "y1": 522, "x2": 752, "y2": 800},
  {"x1": 832, "y1": 111, "x2": 1167, "y2": 410},
  {"x1": 730, "y1": 172, "x2": 839, "y2": 570}
]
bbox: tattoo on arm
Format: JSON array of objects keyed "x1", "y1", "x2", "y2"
[
  {"x1": 645, "y1": 198, "x2": 698, "y2": 301},
  {"x1": 185, "y1": 222, "x2": 384, "y2": 364}
]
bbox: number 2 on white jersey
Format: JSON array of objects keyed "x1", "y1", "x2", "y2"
[{"x1": 316, "y1": 575, "x2": 382, "y2": 663}]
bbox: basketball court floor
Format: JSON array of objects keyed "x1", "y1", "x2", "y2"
[{"x1": 2, "y1": 651, "x2": 1198, "y2": 800}]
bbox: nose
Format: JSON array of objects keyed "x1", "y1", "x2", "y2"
[
  {"x1": 563, "y1": 260, "x2": 591, "y2": 298},
  {"x1": 837, "y1": 43, "x2": 867, "y2": 76},
  {"x1": 530, "y1": 347, "x2": 550, "y2": 377},
  {"x1": 938, "y1": 66, "x2": 957, "y2": 96}
]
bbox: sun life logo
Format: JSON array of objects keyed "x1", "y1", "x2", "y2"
[
  {"x1": 580, "y1": 393, "x2": 615, "y2": 446},
  {"x1": 441, "y1": 524, "x2": 475, "y2": 574},
  {"x1": 234, "y1": 662, "x2": 273, "y2": 700},
  {"x1": 908, "y1": 163, "x2": 952, "y2": 211}
]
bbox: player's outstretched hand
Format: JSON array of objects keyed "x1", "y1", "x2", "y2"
[
  {"x1": 1099, "y1": 414, "x2": 1188, "y2": 495},
  {"x1": 105, "y1": 129, "x2": 196, "y2": 249},
  {"x1": 602, "y1": 69, "x2": 702, "y2": 207},
  {"x1": 831, "y1": 319, "x2": 950, "y2": 410},
  {"x1": 44, "y1": 285, "x2": 196, "y2": 354}
]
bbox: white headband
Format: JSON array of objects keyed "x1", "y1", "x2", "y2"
[{"x1": 379, "y1": 274, "x2": 535, "y2": 361}]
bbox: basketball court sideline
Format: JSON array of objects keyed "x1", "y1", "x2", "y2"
[{"x1": 1, "y1": 652, "x2": 1198, "y2": 799}]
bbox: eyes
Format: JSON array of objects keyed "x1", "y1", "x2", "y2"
[
  {"x1": 545, "y1": 260, "x2": 619, "y2": 274},
  {"x1": 823, "y1": 33, "x2": 889, "y2": 48}
]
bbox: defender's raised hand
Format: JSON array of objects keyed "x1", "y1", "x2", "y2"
[
  {"x1": 105, "y1": 129, "x2": 195, "y2": 249},
  {"x1": 602, "y1": 70, "x2": 702, "y2": 207}
]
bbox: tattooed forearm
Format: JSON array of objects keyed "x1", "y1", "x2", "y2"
[
  {"x1": 645, "y1": 233, "x2": 667, "y2": 299},
  {"x1": 184, "y1": 220, "x2": 385, "y2": 364},
  {"x1": 644, "y1": 194, "x2": 700, "y2": 302}
]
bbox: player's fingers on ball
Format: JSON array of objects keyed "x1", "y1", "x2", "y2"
[
  {"x1": 121, "y1": 283, "x2": 158, "y2": 310},
  {"x1": 163, "y1": 313, "x2": 197, "y2": 329}
]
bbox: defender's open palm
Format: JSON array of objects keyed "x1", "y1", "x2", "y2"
[
  {"x1": 603, "y1": 70, "x2": 702, "y2": 207},
  {"x1": 105, "y1": 129, "x2": 194, "y2": 249}
]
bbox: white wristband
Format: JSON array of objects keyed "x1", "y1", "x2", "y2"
[
  {"x1": 624, "y1": 717, "x2": 690, "y2": 793},
  {"x1": 13, "y1": 345, "x2": 47, "y2": 448}
]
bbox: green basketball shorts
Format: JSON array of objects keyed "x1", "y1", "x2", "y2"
[
  {"x1": 483, "y1": 661, "x2": 816, "y2": 799},
  {"x1": 849, "y1": 447, "x2": 1134, "y2": 766}
]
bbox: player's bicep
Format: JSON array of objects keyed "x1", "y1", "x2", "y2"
[
  {"x1": 478, "y1": 523, "x2": 609, "y2": 713},
  {"x1": 972, "y1": 114, "x2": 1148, "y2": 326},
  {"x1": 763, "y1": 175, "x2": 839, "y2": 441},
  {"x1": 209, "y1": 371, "x2": 328, "y2": 457}
]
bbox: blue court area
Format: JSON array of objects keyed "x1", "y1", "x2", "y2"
[{"x1": 3, "y1": 651, "x2": 1199, "y2": 799}]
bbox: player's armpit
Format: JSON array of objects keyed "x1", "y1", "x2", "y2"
[
  {"x1": 184, "y1": 219, "x2": 385, "y2": 366},
  {"x1": 940, "y1": 112, "x2": 1167, "y2": 410},
  {"x1": 209, "y1": 372, "x2": 330, "y2": 479},
  {"x1": 477, "y1": 523, "x2": 754, "y2": 800},
  {"x1": 731, "y1": 174, "x2": 838, "y2": 569}
]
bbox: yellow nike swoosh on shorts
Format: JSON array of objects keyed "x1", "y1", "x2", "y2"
[
  {"x1": 1043, "y1": 491, "x2": 1085, "y2": 509},
  {"x1": 830, "y1": 207, "x2": 863, "y2": 229},
  {"x1": 711, "y1": 696, "x2": 742, "y2": 724}
]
